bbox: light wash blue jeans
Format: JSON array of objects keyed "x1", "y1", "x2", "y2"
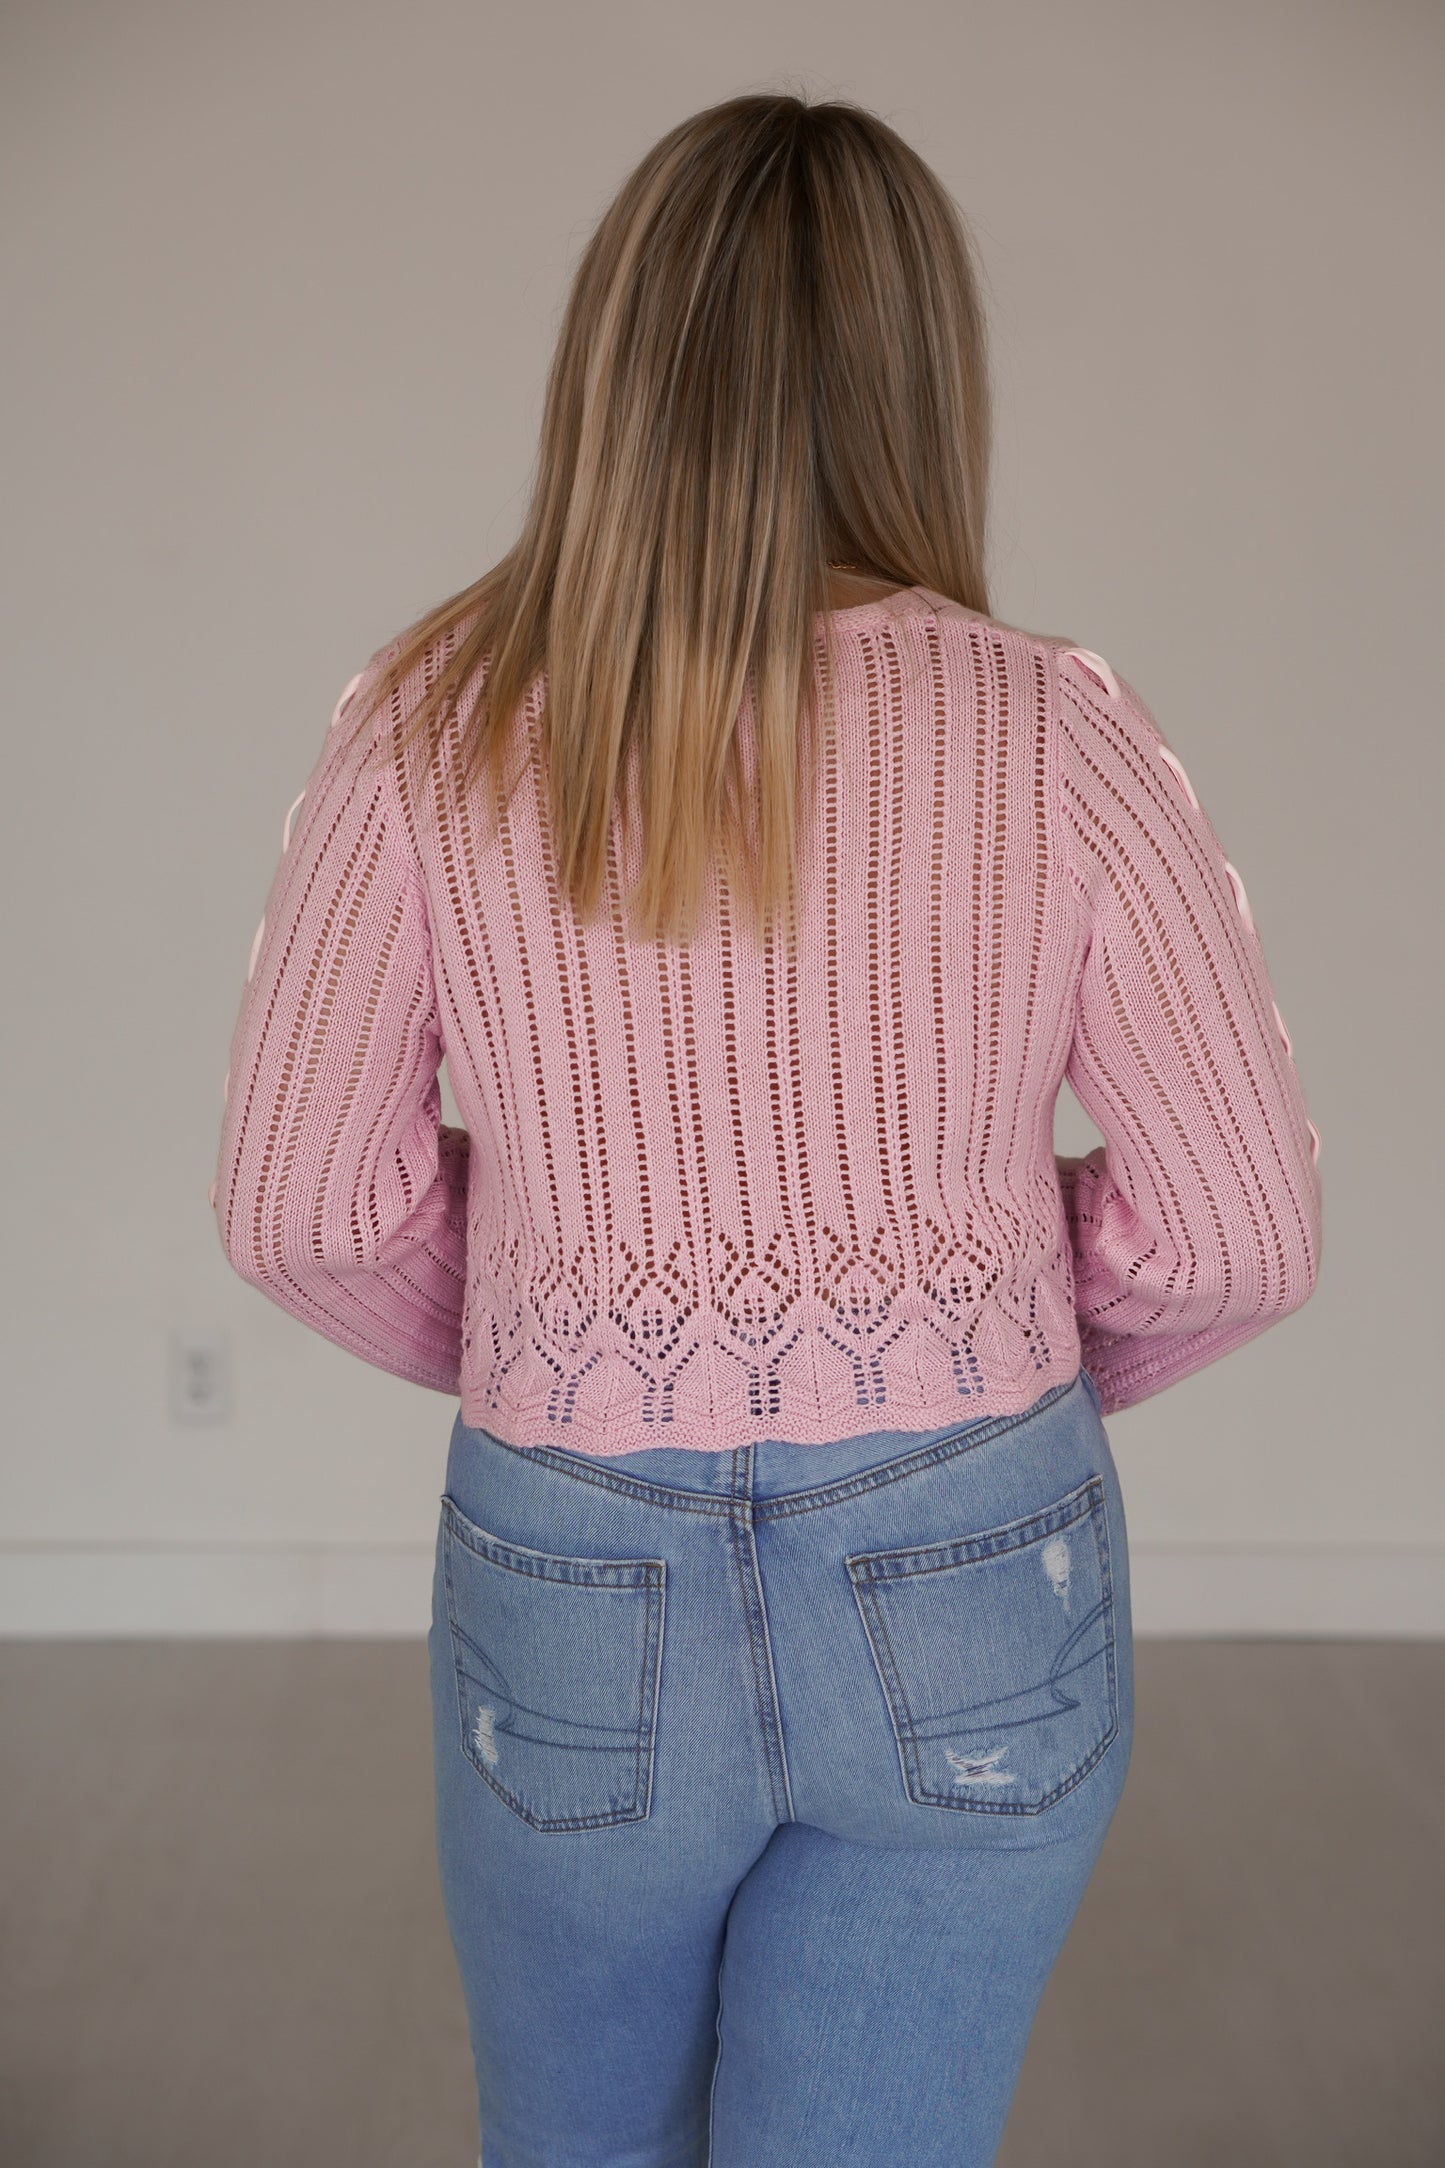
[{"x1": 428, "y1": 1364, "x2": 1133, "y2": 2167}]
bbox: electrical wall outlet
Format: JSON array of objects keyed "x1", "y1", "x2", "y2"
[{"x1": 169, "y1": 1326, "x2": 233, "y2": 1424}]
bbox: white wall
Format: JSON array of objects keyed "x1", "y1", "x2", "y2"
[{"x1": 3, "y1": 0, "x2": 1440, "y2": 1635}]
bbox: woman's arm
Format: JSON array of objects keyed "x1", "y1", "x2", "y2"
[
  {"x1": 1053, "y1": 647, "x2": 1322, "y2": 1415},
  {"x1": 211, "y1": 656, "x2": 469, "y2": 1395}
]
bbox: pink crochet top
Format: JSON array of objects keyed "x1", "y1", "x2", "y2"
[{"x1": 212, "y1": 585, "x2": 1321, "y2": 1453}]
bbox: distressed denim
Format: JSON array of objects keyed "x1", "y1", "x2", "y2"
[{"x1": 428, "y1": 1364, "x2": 1133, "y2": 2167}]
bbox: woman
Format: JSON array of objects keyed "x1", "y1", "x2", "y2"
[{"x1": 213, "y1": 91, "x2": 1322, "y2": 2168}]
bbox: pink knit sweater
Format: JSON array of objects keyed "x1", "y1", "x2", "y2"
[{"x1": 212, "y1": 585, "x2": 1321, "y2": 1452}]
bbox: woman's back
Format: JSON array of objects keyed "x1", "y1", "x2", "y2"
[{"x1": 213, "y1": 581, "x2": 1320, "y2": 1454}]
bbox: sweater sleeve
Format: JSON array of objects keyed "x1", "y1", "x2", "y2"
[
  {"x1": 1053, "y1": 646, "x2": 1322, "y2": 1417},
  {"x1": 210, "y1": 653, "x2": 469, "y2": 1395}
]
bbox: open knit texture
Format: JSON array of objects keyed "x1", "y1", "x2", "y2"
[{"x1": 212, "y1": 584, "x2": 1321, "y2": 1452}]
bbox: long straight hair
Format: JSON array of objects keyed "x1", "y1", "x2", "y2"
[{"x1": 344, "y1": 91, "x2": 996, "y2": 946}]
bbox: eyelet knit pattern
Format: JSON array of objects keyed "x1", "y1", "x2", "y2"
[{"x1": 213, "y1": 586, "x2": 1321, "y2": 1449}]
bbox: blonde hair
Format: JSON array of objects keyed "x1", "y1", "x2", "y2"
[{"x1": 346, "y1": 89, "x2": 996, "y2": 945}]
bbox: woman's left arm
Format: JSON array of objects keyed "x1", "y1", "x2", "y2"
[{"x1": 211, "y1": 657, "x2": 469, "y2": 1395}]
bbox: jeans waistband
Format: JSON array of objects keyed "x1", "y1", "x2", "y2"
[{"x1": 456, "y1": 1370, "x2": 1089, "y2": 1506}]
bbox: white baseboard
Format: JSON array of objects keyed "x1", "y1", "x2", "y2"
[
  {"x1": 0, "y1": 1542, "x2": 1441, "y2": 1638},
  {"x1": 0, "y1": 1546, "x2": 435, "y2": 1637},
  {"x1": 1127, "y1": 1545, "x2": 1445, "y2": 1637}
]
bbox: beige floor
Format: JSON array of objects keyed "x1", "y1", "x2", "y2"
[{"x1": 1, "y1": 1639, "x2": 1440, "y2": 2167}]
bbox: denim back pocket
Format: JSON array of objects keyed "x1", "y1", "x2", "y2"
[
  {"x1": 440, "y1": 1492, "x2": 666, "y2": 1832},
  {"x1": 845, "y1": 1474, "x2": 1118, "y2": 1815}
]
